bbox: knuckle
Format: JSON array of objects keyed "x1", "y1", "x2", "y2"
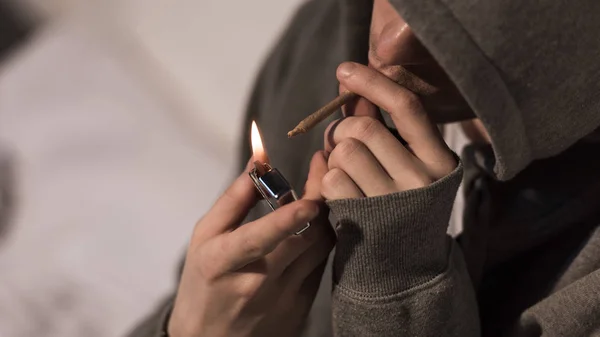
[
  {"x1": 353, "y1": 117, "x2": 383, "y2": 141},
  {"x1": 291, "y1": 201, "x2": 312, "y2": 223},
  {"x1": 438, "y1": 160, "x2": 458, "y2": 176},
  {"x1": 430, "y1": 156, "x2": 458, "y2": 179},
  {"x1": 321, "y1": 168, "x2": 347, "y2": 197},
  {"x1": 440, "y1": 152, "x2": 458, "y2": 171},
  {"x1": 406, "y1": 172, "x2": 434, "y2": 189},
  {"x1": 195, "y1": 246, "x2": 223, "y2": 282},
  {"x1": 322, "y1": 168, "x2": 341, "y2": 190},
  {"x1": 236, "y1": 275, "x2": 264, "y2": 301},
  {"x1": 393, "y1": 165, "x2": 435, "y2": 191},
  {"x1": 242, "y1": 236, "x2": 266, "y2": 259},
  {"x1": 333, "y1": 138, "x2": 363, "y2": 163},
  {"x1": 392, "y1": 89, "x2": 422, "y2": 114},
  {"x1": 416, "y1": 174, "x2": 434, "y2": 187}
]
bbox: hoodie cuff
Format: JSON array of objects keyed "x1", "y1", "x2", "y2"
[{"x1": 326, "y1": 161, "x2": 463, "y2": 296}]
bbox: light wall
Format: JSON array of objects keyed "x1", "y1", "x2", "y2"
[
  {"x1": 121, "y1": 0, "x2": 307, "y2": 153},
  {"x1": 11, "y1": 0, "x2": 306, "y2": 154}
]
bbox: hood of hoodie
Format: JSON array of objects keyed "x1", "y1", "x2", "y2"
[{"x1": 383, "y1": 0, "x2": 600, "y2": 180}]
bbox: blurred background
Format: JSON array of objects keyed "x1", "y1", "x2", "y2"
[{"x1": 0, "y1": 0, "x2": 305, "y2": 336}]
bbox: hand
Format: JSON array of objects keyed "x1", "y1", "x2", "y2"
[
  {"x1": 321, "y1": 62, "x2": 457, "y2": 199},
  {"x1": 169, "y1": 152, "x2": 334, "y2": 337}
]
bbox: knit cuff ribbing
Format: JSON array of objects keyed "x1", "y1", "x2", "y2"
[{"x1": 326, "y1": 161, "x2": 463, "y2": 296}]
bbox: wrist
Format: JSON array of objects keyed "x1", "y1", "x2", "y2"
[{"x1": 167, "y1": 294, "x2": 202, "y2": 337}]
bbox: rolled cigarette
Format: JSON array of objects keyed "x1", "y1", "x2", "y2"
[
  {"x1": 287, "y1": 91, "x2": 356, "y2": 138},
  {"x1": 287, "y1": 65, "x2": 437, "y2": 138}
]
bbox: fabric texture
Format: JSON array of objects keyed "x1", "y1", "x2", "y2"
[
  {"x1": 328, "y1": 162, "x2": 480, "y2": 336},
  {"x1": 390, "y1": 0, "x2": 600, "y2": 180},
  {"x1": 128, "y1": 0, "x2": 600, "y2": 336},
  {"x1": 327, "y1": 162, "x2": 462, "y2": 295}
]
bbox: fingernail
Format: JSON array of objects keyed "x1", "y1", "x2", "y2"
[{"x1": 338, "y1": 62, "x2": 356, "y2": 78}]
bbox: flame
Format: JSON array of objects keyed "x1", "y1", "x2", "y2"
[{"x1": 251, "y1": 121, "x2": 268, "y2": 163}]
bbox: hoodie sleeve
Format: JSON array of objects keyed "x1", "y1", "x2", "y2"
[{"x1": 327, "y1": 161, "x2": 480, "y2": 336}]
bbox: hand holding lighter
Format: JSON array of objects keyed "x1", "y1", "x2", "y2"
[{"x1": 249, "y1": 161, "x2": 310, "y2": 235}]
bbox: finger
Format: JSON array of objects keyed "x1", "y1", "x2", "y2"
[
  {"x1": 303, "y1": 151, "x2": 329, "y2": 201},
  {"x1": 264, "y1": 231, "x2": 316, "y2": 277},
  {"x1": 337, "y1": 62, "x2": 452, "y2": 166},
  {"x1": 324, "y1": 116, "x2": 410, "y2": 166},
  {"x1": 302, "y1": 151, "x2": 331, "y2": 230},
  {"x1": 327, "y1": 138, "x2": 396, "y2": 197},
  {"x1": 282, "y1": 235, "x2": 334, "y2": 291},
  {"x1": 321, "y1": 168, "x2": 364, "y2": 200},
  {"x1": 298, "y1": 260, "x2": 327, "y2": 307},
  {"x1": 196, "y1": 158, "x2": 258, "y2": 239},
  {"x1": 276, "y1": 258, "x2": 328, "y2": 323},
  {"x1": 264, "y1": 213, "x2": 333, "y2": 276},
  {"x1": 339, "y1": 83, "x2": 383, "y2": 122},
  {"x1": 221, "y1": 200, "x2": 320, "y2": 271},
  {"x1": 324, "y1": 117, "x2": 432, "y2": 187},
  {"x1": 260, "y1": 151, "x2": 331, "y2": 275}
]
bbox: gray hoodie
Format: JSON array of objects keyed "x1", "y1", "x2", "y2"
[{"x1": 129, "y1": 0, "x2": 600, "y2": 336}]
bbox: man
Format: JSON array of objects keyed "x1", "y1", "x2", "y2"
[{"x1": 130, "y1": 0, "x2": 600, "y2": 336}]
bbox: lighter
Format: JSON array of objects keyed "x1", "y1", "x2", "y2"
[{"x1": 249, "y1": 121, "x2": 310, "y2": 235}]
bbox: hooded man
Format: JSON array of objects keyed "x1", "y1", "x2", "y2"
[{"x1": 129, "y1": 0, "x2": 600, "y2": 336}]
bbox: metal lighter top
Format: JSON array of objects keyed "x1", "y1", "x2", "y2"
[{"x1": 249, "y1": 161, "x2": 310, "y2": 235}]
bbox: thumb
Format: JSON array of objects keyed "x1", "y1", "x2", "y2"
[
  {"x1": 192, "y1": 158, "x2": 258, "y2": 243},
  {"x1": 303, "y1": 151, "x2": 329, "y2": 202}
]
